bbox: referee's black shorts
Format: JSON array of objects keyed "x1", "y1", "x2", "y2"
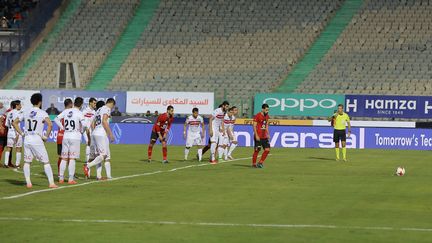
[
  {"x1": 254, "y1": 138, "x2": 270, "y2": 149},
  {"x1": 333, "y1": 129, "x2": 346, "y2": 143}
]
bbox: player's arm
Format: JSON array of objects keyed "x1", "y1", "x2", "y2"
[
  {"x1": 220, "y1": 119, "x2": 225, "y2": 135},
  {"x1": 164, "y1": 119, "x2": 172, "y2": 140},
  {"x1": 183, "y1": 119, "x2": 188, "y2": 140},
  {"x1": 155, "y1": 116, "x2": 163, "y2": 141},
  {"x1": 44, "y1": 117, "x2": 52, "y2": 142},
  {"x1": 12, "y1": 117, "x2": 24, "y2": 137},
  {"x1": 209, "y1": 115, "x2": 214, "y2": 137},
  {"x1": 54, "y1": 112, "x2": 65, "y2": 130},
  {"x1": 265, "y1": 120, "x2": 270, "y2": 139},
  {"x1": 201, "y1": 120, "x2": 205, "y2": 138},
  {"x1": 252, "y1": 120, "x2": 259, "y2": 141},
  {"x1": 102, "y1": 114, "x2": 114, "y2": 142},
  {"x1": 227, "y1": 126, "x2": 234, "y2": 140}
]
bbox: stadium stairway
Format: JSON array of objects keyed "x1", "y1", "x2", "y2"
[
  {"x1": 4, "y1": 0, "x2": 83, "y2": 89},
  {"x1": 86, "y1": 0, "x2": 160, "y2": 90},
  {"x1": 276, "y1": 0, "x2": 364, "y2": 93}
]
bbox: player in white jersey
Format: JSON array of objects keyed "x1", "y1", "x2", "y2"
[
  {"x1": 4, "y1": 100, "x2": 23, "y2": 168},
  {"x1": 12, "y1": 93, "x2": 57, "y2": 189},
  {"x1": 82, "y1": 97, "x2": 97, "y2": 166},
  {"x1": 209, "y1": 101, "x2": 229, "y2": 164},
  {"x1": 87, "y1": 100, "x2": 106, "y2": 180},
  {"x1": 222, "y1": 106, "x2": 238, "y2": 160},
  {"x1": 183, "y1": 108, "x2": 205, "y2": 161},
  {"x1": 84, "y1": 98, "x2": 116, "y2": 180},
  {"x1": 54, "y1": 97, "x2": 87, "y2": 184}
]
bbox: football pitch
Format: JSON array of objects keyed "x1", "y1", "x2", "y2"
[{"x1": 1, "y1": 143, "x2": 432, "y2": 242}]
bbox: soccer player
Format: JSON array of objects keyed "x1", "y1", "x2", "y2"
[
  {"x1": 84, "y1": 98, "x2": 115, "y2": 179},
  {"x1": 82, "y1": 97, "x2": 96, "y2": 166},
  {"x1": 183, "y1": 107, "x2": 205, "y2": 161},
  {"x1": 148, "y1": 105, "x2": 174, "y2": 163},
  {"x1": 0, "y1": 111, "x2": 7, "y2": 164},
  {"x1": 56, "y1": 98, "x2": 73, "y2": 172},
  {"x1": 12, "y1": 93, "x2": 58, "y2": 188},
  {"x1": 87, "y1": 100, "x2": 106, "y2": 180},
  {"x1": 252, "y1": 103, "x2": 270, "y2": 168},
  {"x1": 329, "y1": 104, "x2": 351, "y2": 161},
  {"x1": 226, "y1": 106, "x2": 239, "y2": 159},
  {"x1": 4, "y1": 100, "x2": 24, "y2": 168},
  {"x1": 209, "y1": 101, "x2": 229, "y2": 163},
  {"x1": 55, "y1": 97, "x2": 86, "y2": 184},
  {"x1": 223, "y1": 106, "x2": 237, "y2": 160}
]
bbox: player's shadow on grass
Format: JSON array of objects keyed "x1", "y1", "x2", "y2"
[
  {"x1": 4, "y1": 179, "x2": 27, "y2": 186},
  {"x1": 308, "y1": 157, "x2": 334, "y2": 161}
]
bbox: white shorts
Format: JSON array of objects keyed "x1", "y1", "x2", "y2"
[
  {"x1": 24, "y1": 142, "x2": 49, "y2": 163},
  {"x1": 61, "y1": 138, "x2": 81, "y2": 159},
  {"x1": 186, "y1": 133, "x2": 203, "y2": 147},
  {"x1": 222, "y1": 135, "x2": 230, "y2": 146},
  {"x1": 7, "y1": 135, "x2": 23, "y2": 148},
  {"x1": 210, "y1": 127, "x2": 224, "y2": 144},
  {"x1": 92, "y1": 134, "x2": 111, "y2": 158}
]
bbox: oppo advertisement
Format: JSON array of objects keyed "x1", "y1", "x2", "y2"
[{"x1": 44, "y1": 124, "x2": 432, "y2": 151}]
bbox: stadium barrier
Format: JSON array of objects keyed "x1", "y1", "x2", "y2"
[{"x1": 0, "y1": 89, "x2": 39, "y2": 108}]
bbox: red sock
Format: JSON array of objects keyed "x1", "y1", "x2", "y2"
[
  {"x1": 162, "y1": 144, "x2": 167, "y2": 160},
  {"x1": 148, "y1": 144, "x2": 153, "y2": 159},
  {"x1": 259, "y1": 149, "x2": 270, "y2": 163},
  {"x1": 252, "y1": 149, "x2": 259, "y2": 165}
]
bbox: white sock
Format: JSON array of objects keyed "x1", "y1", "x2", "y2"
[
  {"x1": 198, "y1": 149, "x2": 202, "y2": 161},
  {"x1": 44, "y1": 163, "x2": 55, "y2": 185},
  {"x1": 68, "y1": 159, "x2": 76, "y2": 181},
  {"x1": 59, "y1": 160, "x2": 67, "y2": 180},
  {"x1": 4, "y1": 151, "x2": 9, "y2": 165},
  {"x1": 224, "y1": 147, "x2": 228, "y2": 160},
  {"x1": 87, "y1": 155, "x2": 104, "y2": 168},
  {"x1": 218, "y1": 147, "x2": 225, "y2": 160},
  {"x1": 85, "y1": 146, "x2": 90, "y2": 163},
  {"x1": 15, "y1": 152, "x2": 21, "y2": 167},
  {"x1": 184, "y1": 148, "x2": 190, "y2": 160},
  {"x1": 228, "y1": 143, "x2": 237, "y2": 156},
  {"x1": 23, "y1": 162, "x2": 31, "y2": 185},
  {"x1": 96, "y1": 163, "x2": 102, "y2": 179},
  {"x1": 210, "y1": 143, "x2": 216, "y2": 160},
  {"x1": 104, "y1": 161, "x2": 111, "y2": 179}
]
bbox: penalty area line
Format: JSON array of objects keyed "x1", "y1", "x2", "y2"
[
  {"x1": 1, "y1": 155, "x2": 257, "y2": 200},
  {"x1": 0, "y1": 217, "x2": 431, "y2": 233}
]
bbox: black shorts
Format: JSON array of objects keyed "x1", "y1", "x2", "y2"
[
  {"x1": 57, "y1": 144, "x2": 62, "y2": 155},
  {"x1": 150, "y1": 131, "x2": 166, "y2": 142},
  {"x1": 254, "y1": 138, "x2": 270, "y2": 149},
  {"x1": 333, "y1": 129, "x2": 346, "y2": 143},
  {"x1": 0, "y1": 136, "x2": 6, "y2": 147}
]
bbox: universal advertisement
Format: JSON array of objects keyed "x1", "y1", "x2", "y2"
[
  {"x1": 254, "y1": 93, "x2": 345, "y2": 116},
  {"x1": 41, "y1": 90, "x2": 127, "y2": 112},
  {"x1": 345, "y1": 95, "x2": 432, "y2": 119},
  {"x1": 126, "y1": 91, "x2": 214, "y2": 115}
]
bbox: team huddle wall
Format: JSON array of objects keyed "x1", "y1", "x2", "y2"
[{"x1": 45, "y1": 123, "x2": 432, "y2": 151}]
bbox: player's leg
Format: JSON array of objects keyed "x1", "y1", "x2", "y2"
[
  {"x1": 83, "y1": 133, "x2": 91, "y2": 165},
  {"x1": 223, "y1": 137, "x2": 229, "y2": 161},
  {"x1": 15, "y1": 135, "x2": 22, "y2": 168},
  {"x1": 184, "y1": 134, "x2": 193, "y2": 161},
  {"x1": 217, "y1": 133, "x2": 225, "y2": 161},
  {"x1": 67, "y1": 139, "x2": 81, "y2": 184},
  {"x1": 59, "y1": 140, "x2": 69, "y2": 183},
  {"x1": 103, "y1": 136, "x2": 112, "y2": 179},
  {"x1": 252, "y1": 139, "x2": 261, "y2": 167},
  {"x1": 341, "y1": 131, "x2": 347, "y2": 161},
  {"x1": 202, "y1": 138, "x2": 211, "y2": 156},
  {"x1": 33, "y1": 143, "x2": 57, "y2": 188},
  {"x1": 3, "y1": 137, "x2": 13, "y2": 167},
  {"x1": 23, "y1": 143, "x2": 33, "y2": 188},
  {"x1": 257, "y1": 139, "x2": 270, "y2": 168},
  {"x1": 57, "y1": 143, "x2": 62, "y2": 173},
  {"x1": 0, "y1": 137, "x2": 5, "y2": 163},
  {"x1": 210, "y1": 127, "x2": 219, "y2": 163},
  {"x1": 161, "y1": 139, "x2": 168, "y2": 163},
  {"x1": 228, "y1": 140, "x2": 237, "y2": 160},
  {"x1": 86, "y1": 135, "x2": 107, "y2": 171},
  {"x1": 333, "y1": 130, "x2": 340, "y2": 161},
  {"x1": 147, "y1": 132, "x2": 158, "y2": 162}
]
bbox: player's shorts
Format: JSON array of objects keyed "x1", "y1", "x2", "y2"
[
  {"x1": 254, "y1": 138, "x2": 270, "y2": 150},
  {"x1": 150, "y1": 131, "x2": 167, "y2": 142},
  {"x1": 186, "y1": 133, "x2": 203, "y2": 147},
  {"x1": 57, "y1": 143, "x2": 62, "y2": 155},
  {"x1": 23, "y1": 142, "x2": 49, "y2": 163},
  {"x1": 92, "y1": 134, "x2": 110, "y2": 158},
  {"x1": 0, "y1": 136, "x2": 6, "y2": 147},
  {"x1": 61, "y1": 138, "x2": 81, "y2": 159},
  {"x1": 221, "y1": 135, "x2": 230, "y2": 146},
  {"x1": 333, "y1": 129, "x2": 346, "y2": 143},
  {"x1": 7, "y1": 135, "x2": 23, "y2": 148},
  {"x1": 210, "y1": 127, "x2": 224, "y2": 143}
]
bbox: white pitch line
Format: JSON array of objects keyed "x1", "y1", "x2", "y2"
[
  {"x1": 0, "y1": 217, "x2": 431, "y2": 233},
  {"x1": 1, "y1": 155, "x2": 257, "y2": 200}
]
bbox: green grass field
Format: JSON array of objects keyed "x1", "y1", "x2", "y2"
[{"x1": 1, "y1": 143, "x2": 432, "y2": 242}]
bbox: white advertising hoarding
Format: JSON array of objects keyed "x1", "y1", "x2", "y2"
[
  {"x1": 0, "y1": 89, "x2": 40, "y2": 109},
  {"x1": 127, "y1": 91, "x2": 214, "y2": 114}
]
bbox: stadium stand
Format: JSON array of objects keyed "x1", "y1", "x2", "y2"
[
  {"x1": 297, "y1": 0, "x2": 432, "y2": 96},
  {"x1": 106, "y1": 0, "x2": 343, "y2": 106},
  {"x1": 6, "y1": 0, "x2": 138, "y2": 89}
]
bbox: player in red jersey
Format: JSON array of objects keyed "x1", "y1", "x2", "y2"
[
  {"x1": 0, "y1": 110, "x2": 7, "y2": 165},
  {"x1": 147, "y1": 105, "x2": 174, "y2": 163},
  {"x1": 252, "y1": 103, "x2": 270, "y2": 168},
  {"x1": 56, "y1": 99, "x2": 73, "y2": 172}
]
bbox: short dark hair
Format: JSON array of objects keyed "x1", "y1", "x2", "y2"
[
  {"x1": 262, "y1": 103, "x2": 269, "y2": 109},
  {"x1": 167, "y1": 105, "x2": 174, "y2": 111},
  {"x1": 96, "y1": 100, "x2": 105, "y2": 110},
  {"x1": 74, "y1": 97, "x2": 84, "y2": 107},
  {"x1": 30, "y1": 93, "x2": 43, "y2": 106},
  {"x1": 192, "y1": 107, "x2": 198, "y2": 113},
  {"x1": 221, "y1": 101, "x2": 229, "y2": 106},
  {"x1": 10, "y1": 100, "x2": 16, "y2": 109},
  {"x1": 64, "y1": 98, "x2": 73, "y2": 108},
  {"x1": 231, "y1": 106, "x2": 237, "y2": 110},
  {"x1": 89, "y1": 97, "x2": 97, "y2": 103},
  {"x1": 106, "y1": 98, "x2": 116, "y2": 105},
  {"x1": 228, "y1": 107, "x2": 234, "y2": 112},
  {"x1": 338, "y1": 104, "x2": 344, "y2": 108}
]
